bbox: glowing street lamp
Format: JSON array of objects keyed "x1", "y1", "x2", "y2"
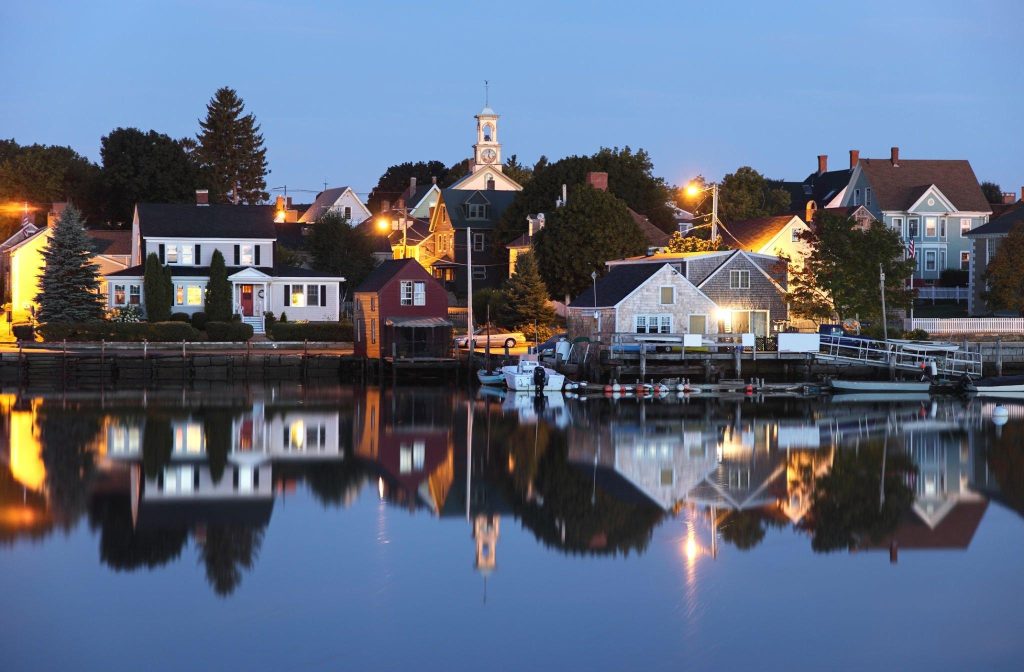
[
  {"x1": 377, "y1": 209, "x2": 409, "y2": 259},
  {"x1": 684, "y1": 181, "x2": 721, "y2": 241}
]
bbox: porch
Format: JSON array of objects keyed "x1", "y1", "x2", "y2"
[{"x1": 228, "y1": 268, "x2": 271, "y2": 334}]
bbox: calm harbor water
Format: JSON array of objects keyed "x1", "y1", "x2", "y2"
[{"x1": 1, "y1": 385, "x2": 1023, "y2": 671}]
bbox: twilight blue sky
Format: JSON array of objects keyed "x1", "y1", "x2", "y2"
[{"x1": 3, "y1": 0, "x2": 1022, "y2": 201}]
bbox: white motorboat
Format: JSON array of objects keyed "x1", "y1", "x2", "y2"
[
  {"x1": 830, "y1": 379, "x2": 930, "y2": 393},
  {"x1": 502, "y1": 355, "x2": 565, "y2": 391},
  {"x1": 968, "y1": 375, "x2": 1024, "y2": 395}
]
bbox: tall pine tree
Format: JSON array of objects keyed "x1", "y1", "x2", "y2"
[
  {"x1": 205, "y1": 249, "x2": 232, "y2": 321},
  {"x1": 143, "y1": 252, "x2": 172, "y2": 321},
  {"x1": 35, "y1": 204, "x2": 105, "y2": 323},
  {"x1": 196, "y1": 87, "x2": 269, "y2": 204},
  {"x1": 500, "y1": 252, "x2": 555, "y2": 328}
]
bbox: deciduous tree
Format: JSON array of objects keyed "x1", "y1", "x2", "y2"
[
  {"x1": 981, "y1": 181, "x2": 1004, "y2": 204},
  {"x1": 666, "y1": 230, "x2": 725, "y2": 253},
  {"x1": 196, "y1": 87, "x2": 268, "y2": 204},
  {"x1": 0, "y1": 141, "x2": 103, "y2": 224},
  {"x1": 307, "y1": 212, "x2": 376, "y2": 297},
  {"x1": 984, "y1": 223, "x2": 1024, "y2": 314},
  {"x1": 35, "y1": 204, "x2": 105, "y2": 323},
  {"x1": 684, "y1": 166, "x2": 791, "y2": 222}
]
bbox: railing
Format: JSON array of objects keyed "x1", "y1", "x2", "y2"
[
  {"x1": 915, "y1": 287, "x2": 969, "y2": 303},
  {"x1": 905, "y1": 318, "x2": 1024, "y2": 335},
  {"x1": 818, "y1": 334, "x2": 982, "y2": 377},
  {"x1": 606, "y1": 332, "x2": 777, "y2": 353}
]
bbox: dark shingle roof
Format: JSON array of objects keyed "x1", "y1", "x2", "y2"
[
  {"x1": 783, "y1": 168, "x2": 852, "y2": 211},
  {"x1": 354, "y1": 258, "x2": 424, "y2": 292},
  {"x1": 442, "y1": 189, "x2": 518, "y2": 230},
  {"x1": 858, "y1": 158, "x2": 991, "y2": 212},
  {"x1": 569, "y1": 264, "x2": 664, "y2": 308},
  {"x1": 965, "y1": 203, "x2": 1024, "y2": 237},
  {"x1": 720, "y1": 215, "x2": 795, "y2": 252},
  {"x1": 137, "y1": 204, "x2": 277, "y2": 239},
  {"x1": 628, "y1": 208, "x2": 670, "y2": 247},
  {"x1": 274, "y1": 222, "x2": 308, "y2": 250},
  {"x1": 87, "y1": 229, "x2": 132, "y2": 256},
  {"x1": 107, "y1": 263, "x2": 335, "y2": 278}
]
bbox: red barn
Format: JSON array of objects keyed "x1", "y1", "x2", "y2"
[{"x1": 353, "y1": 258, "x2": 452, "y2": 359}]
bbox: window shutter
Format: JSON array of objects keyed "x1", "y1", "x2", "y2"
[
  {"x1": 255, "y1": 245, "x2": 261, "y2": 266},
  {"x1": 284, "y1": 285, "x2": 291, "y2": 306},
  {"x1": 194, "y1": 244, "x2": 201, "y2": 265},
  {"x1": 234, "y1": 245, "x2": 240, "y2": 266},
  {"x1": 320, "y1": 285, "x2": 327, "y2": 306},
  {"x1": 158, "y1": 244, "x2": 165, "y2": 264}
]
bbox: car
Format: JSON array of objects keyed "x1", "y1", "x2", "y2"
[{"x1": 455, "y1": 326, "x2": 525, "y2": 349}]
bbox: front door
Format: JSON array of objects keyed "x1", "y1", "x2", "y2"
[{"x1": 240, "y1": 285, "x2": 254, "y2": 316}]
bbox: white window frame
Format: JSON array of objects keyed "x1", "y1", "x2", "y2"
[
  {"x1": 960, "y1": 218, "x2": 972, "y2": 236},
  {"x1": 290, "y1": 285, "x2": 307, "y2": 307},
  {"x1": 180, "y1": 244, "x2": 194, "y2": 265},
  {"x1": 166, "y1": 244, "x2": 178, "y2": 264},
  {"x1": 924, "y1": 250, "x2": 937, "y2": 272},
  {"x1": 468, "y1": 203, "x2": 487, "y2": 220},
  {"x1": 129, "y1": 285, "x2": 141, "y2": 305},
  {"x1": 729, "y1": 269, "x2": 750, "y2": 289},
  {"x1": 865, "y1": 187, "x2": 872, "y2": 206},
  {"x1": 113, "y1": 284, "x2": 126, "y2": 306},
  {"x1": 688, "y1": 313, "x2": 707, "y2": 334},
  {"x1": 924, "y1": 216, "x2": 937, "y2": 237},
  {"x1": 175, "y1": 284, "x2": 184, "y2": 305},
  {"x1": 413, "y1": 281, "x2": 426, "y2": 306},
  {"x1": 635, "y1": 314, "x2": 672, "y2": 334},
  {"x1": 307, "y1": 284, "x2": 320, "y2": 307},
  {"x1": 400, "y1": 280, "x2": 414, "y2": 306},
  {"x1": 853, "y1": 188, "x2": 861, "y2": 206},
  {"x1": 472, "y1": 232, "x2": 485, "y2": 251},
  {"x1": 241, "y1": 244, "x2": 254, "y2": 266},
  {"x1": 908, "y1": 218, "x2": 920, "y2": 238},
  {"x1": 960, "y1": 251, "x2": 970, "y2": 271},
  {"x1": 791, "y1": 227, "x2": 800, "y2": 243},
  {"x1": 891, "y1": 216, "x2": 904, "y2": 236},
  {"x1": 343, "y1": 206, "x2": 352, "y2": 220},
  {"x1": 472, "y1": 265, "x2": 486, "y2": 280},
  {"x1": 659, "y1": 286, "x2": 674, "y2": 305},
  {"x1": 939, "y1": 218, "x2": 947, "y2": 239},
  {"x1": 185, "y1": 285, "x2": 203, "y2": 306}
]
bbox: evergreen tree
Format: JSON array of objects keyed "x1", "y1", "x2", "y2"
[
  {"x1": 205, "y1": 249, "x2": 232, "y2": 321},
  {"x1": 196, "y1": 87, "x2": 268, "y2": 204},
  {"x1": 35, "y1": 204, "x2": 105, "y2": 323},
  {"x1": 143, "y1": 252, "x2": 172, "y2": 321},
  {"x1": 500, "y1": 253, "x2": 555, "y2": 328}
]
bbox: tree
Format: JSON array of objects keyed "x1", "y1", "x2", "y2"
[
  {"x1": 444, "y1": 158, "x2": 471, "y2": 186},
  {"x1": 307, "y1": 212, "x2": 377, "y2": 293},
  {"x1": 100, "y1": 127, "x2": 200, "y2": 224},
  {"x1": 984, "y1": 223, "x2": 1024, "y2": 314},
  {"x1": 497, "y1": 147, "x2": 673, "y2": 245},
  {"x1": 981, "y1": 181, "x2": 1004, "y2": 204},
  {"x1": 788, "y1": 212, "x2": 916, "y2": 325},
  {"x1": 499, "y1": 252, "x2": 555, "y2": 328},
  {"x1": 143, "y1": 252, "x2": 172, "y2": 321},
  {"x1": 666, "y1": 230, "x2": 725, "y2": 253},
  {"x1": 0, "y1": 141, "x2": 104, "y2": 224},
  {"x1": 533, "y1": 185, "x2": 646, "y2": 300},
  {"x1": 196, "y1": 87, "x2": 268, "y2": 204},
  {"x1": 503, "y1": 154, "x2": 533, "y2": 186},
  {"x1": 200, "y1": 525, "x2": 265, "y2": 597},
  {"x1": 684, "y1": 166, "x2": 791, "y2": 222},
  {"x1": 35, "y1": 204, "x2": 105, "y2": 323},
  {"x1": 366, "y1": 160, "x2": 449, "y2": 213},
  {"x1": 205, "y1": 249, "x2": 232, "y2": 321}
]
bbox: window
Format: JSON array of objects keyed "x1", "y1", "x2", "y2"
[
  {"x1": 729, "y1": 270, "x2": 750, "y2": 289},
  {"x1": 370, "y1": 318, "x2": 376, "y2": 344},
  {"x1": 399, "y1": 441, "x2": 426, "y2": 473},
  {"x1": 473, "y1": 232, "x2": 485, "y2": 251},
  {"x1": 370, "y1": 296, "x2": 376, "y2": 312},
  {"x1": 129, "y1": 285, "x2": 141, "y2": 305},
  {"x1": 908, "y1": 218, "x2": 920, "y2": 238},
  {"x1": 307, "y1": 284, "x2": 320, "y2": 307},
  {"x1": 853, "y1": 188, "x2": 861, "y2": 206},
  {"x1": 400, "y1": 281, "x2": 414, "y2": 306},
  {"x1": 892, "y1": 217, "x2": 904, "y2": 236},
  {"x1": 186, "y1": 285, "x2": 202, "y2": 306},
  {"x1": 924, "y1": 250, "x2": 937, "y2": 271},
  {"x1": 939, "y1": 218, "x2": 946, "y2": 238},
  {"x1": 635, "y1": 315, "x2": 671, "y2": 334},
  {"x1": 181, "y1": 245, "x2": 194, "y2": 265},
  {"x1": 174, "y1": 423, "x2": 204, "y2": 454},
  {"x1": 166, "y1": 245, "x2": 178, "y2": 263},
  {"x1": 175, "y1": 285, "x2": 184, "y2": 305},
  {"x1": 291, "y1": 286, "x2": 307, "y2": 307},
  {"x1": 925, "y1": 216, "x2": 937, "y2": 237},
  {"x1": 660, "y1": 469, "x2": 674, "y2": 486},
  {"x1": 689, "y1": 314, "x2": 707, "y2": 334},
  {"x1": 472, "y1": 265, "x2": 486, "y2": 280},
  {"x1": 241, "y1": 245, "x2": 254, "y2": 265},
  {"x1": 114, "y1": 285, "x2": 126, "y2": 305},
  {"x1": 960, "y1": 218, "x2": 972, "y2": 236},
  {"x1": 791, "y1": 227, "x2": 800, "y2": 242},
  {"x1": 865, "y1": 187, "x2": 872, "y2": 206},
  {"x1": 659, "y1": 286, "x2": 674, "y2": 305},
  {"x1": 413, "y1": 281, "x2": 426, "y2": 306},
  {"x1": 961, "y1": 251, "x2": 970, "y2": 271},
  {"x1": 343, "y1": 206, "x2": 352, "y2": 220},
  {"x1": 467, "y1": 203, "x2": 487, "y2": 219}
]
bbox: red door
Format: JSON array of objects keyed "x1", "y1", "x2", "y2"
[{"x1": 240, "y1": 285, "x2": 253, "y2": 316}]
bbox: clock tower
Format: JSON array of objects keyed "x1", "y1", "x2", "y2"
[{"x1": 472, "y1": 106, "x2": 502, "y2": 174}]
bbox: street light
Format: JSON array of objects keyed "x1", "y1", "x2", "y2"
[
  {"x1": 376, "y1": 208, "x2": 410, "y2": 259},
  {"x1": 684, "y1": 181, "x2": 721, "y2": 241}
]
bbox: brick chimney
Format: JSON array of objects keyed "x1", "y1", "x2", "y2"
[
  {"x1": 890, "y1": 146, "x2": 900, "y2": 167},
  {"x1": 849, "y1": 149, "x2": 860, "y2": 169},
  {"x1": 586, "y1": 171, "x2": 609, "y2": 192},
  {"x1": 817, "y1": 154, "x2": 828, "y2": 175},
  {"x1": 196, "y1": 189, "x2": 209, "y2": 206},
  {"x1": 47, "y1": 202, "x2": 67, "y2": 228},
  {"x1": 409, "y1": 176, "x2": 417, "y2": 194},
  {"x1": 274, "y1": 195, "x2": 285, "y2": 211},
  {"x1": 1020, "y1": 186, "x2": 1024, "y2": 202}
]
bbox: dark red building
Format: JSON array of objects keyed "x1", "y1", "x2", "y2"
[{"x1": 353, "y1": 258, "x2": 452, "y2": 359}]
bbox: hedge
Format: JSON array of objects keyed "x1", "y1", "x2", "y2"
[
  {"x1": 205, "y1": 321, "x2": 254, "y2": 342},
  {"x1": 39, "y1": 321, "x2": 200, "y2": 342},
  {"x1": 269, "y1": 320, "x2": 353, "y2": 342},
  {"x1": 12, "y1": 324, "x2": 35, "y2": 341}
]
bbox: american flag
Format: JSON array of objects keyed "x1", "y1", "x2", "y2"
[{"x1": 907, "y1": 239, "x2": 915, "y2": 259}]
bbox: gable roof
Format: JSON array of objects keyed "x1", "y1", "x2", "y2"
[
  {"x1": 298, "y1": 186, "x2": 369, "y2": 223},
  {"x1": 88, "y1": 229, "x2": 132, "y2": 256},
  {"x1": 448, "y1": 169, "x2": 523, "y2": 192},
  {"x1": 569, "y1": 263, "x2": 663, "y2": 308},
  {"x1": 695, "y1": 249, "x2": 788, "y2": 294},
  {"x1": 783, "y1": 168, "x2": 852, "y2": 211},
  {"x1": 354, "y1": 258, "x2": 429, "y2": 292},
  {"x1": 440, "y1": 188, "x2": 518, "y2": 230},
  {"x1": 720, "y1": 215, "x2": 798, "y2": 252},
  {"x1": 857, "y1": 158, "x2": 991, "y2": 213},
  {"x1": 628, "y1": 208, "x2": 670, "y2": 247},
  {"x1": 965, "y1": 202, "x2": 1024, "y2": 237},
  {"x1": 137, "y1": 204, "x2": 277, "y2": 239}
]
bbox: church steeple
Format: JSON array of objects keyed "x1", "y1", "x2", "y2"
[{"x1": 472, "y1": 82, "x2": 502, "y2": 174}]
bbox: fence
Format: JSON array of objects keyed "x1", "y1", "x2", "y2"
[
  {"x1": 905, "y1": 317, "x2": 1024, "y2": 335},
  {"x1": 916, "y1": 287, "x2": 969, "y2": 303}
]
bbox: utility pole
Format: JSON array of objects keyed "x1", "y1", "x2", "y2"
[
  {"x1": 711, "y1": 183, "x2": 720, "y2": 242},
  {"x1": 880, "y1": 263, "x2": 888, "y2": 342},
  {"x1": 466, "y1": 227, "x2": 474, "y2": 364}
]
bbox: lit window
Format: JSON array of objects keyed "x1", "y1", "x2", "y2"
[
  {"x1": 413, "y1": 281, "x2": 426, "y2": 306},
  {"x1": 176, "y1": 285, "x2": 184, "y2": 305},
  {"x1": 729, "y1": 270, "x2": 750, "y2": 289},
  {"x1": 291, "y1": 286, "x2": 307, "y2": 307},
  {"x1": 186, "y1": 285, "x2": 203, "y2": 306},
  {"x1": 960, "y1": 218, "x2": 971, "y2": 236},
  {"x1": 114, "y1": 285, "x2": 126, "y2": 305},
  {"x1": 925, "y1": 217, "x2": 937, "y2": 237},
  {"x1": 241, "y1": 245, "x2": 254, "y2": 265},
  {"x1": 660, "y1": 286, "x2": 674, "y2": 305},
  {"x1": 129, "y1": 285, "x2": 141, "y2": 305},
  {"x1": 166, "y1": 245, "x2": 178, "y2": 263},
  {"x1": 181, "y1": 245, "x2": 194, "y2": 265},
  {"x1": 288, "y1": 421, "x2": 305, "y2": 449},
  {"x1": 961, "y1": 251, "x2": 970, "y2": 271}
]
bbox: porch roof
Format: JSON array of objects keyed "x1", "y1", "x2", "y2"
[{"x1": 385, "y1": 317, "x2": 452, "y2": 328}]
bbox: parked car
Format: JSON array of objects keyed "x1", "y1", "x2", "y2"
[{"x1": 455, "y1": 326, "x2": 525, "y2": 349}]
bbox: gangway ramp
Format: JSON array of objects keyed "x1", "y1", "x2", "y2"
[{"x1": 815, "y1": 335, "x2": 982, "y2": 378}]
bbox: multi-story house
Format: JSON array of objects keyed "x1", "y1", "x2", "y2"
[
  {"x1": 103, "y1": 191, "x2": 345, "y2": 333},
  {"x1": 840, "y1": 147, "x2": 991, "y2": 283},
  {"x1": 964, "y1": 196, "x2": 1024, "y2": 314}
]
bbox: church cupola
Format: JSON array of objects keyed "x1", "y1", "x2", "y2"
[{"x1": 472, "y1": 86, "x2": 502, "y2": 174}]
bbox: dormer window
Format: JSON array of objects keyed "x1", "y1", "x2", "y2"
[
  {"x1": 166, "y1": 244, "x2": 178, "y2": 263},
  {"x1": 467, "y1": 203, "x2": 488, "y2": 219},
  {"x1": 181, "y1": 245, "x2": 194, "y2": 265}
]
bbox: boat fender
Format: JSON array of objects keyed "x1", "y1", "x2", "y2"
[
  {"x1": 612, "y1": 382, "x2": 621, "y2": 393},
  {"x1": 993, "y1": 405, "x2": 1009, "y2": 426}
]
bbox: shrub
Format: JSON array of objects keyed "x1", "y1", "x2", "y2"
[
  {"x1": 279, "y1": 311, "x2": 288, "y2": 323},
  {"x1": 904, "y1": 328, "x2": 930, "y2": 340},
  {"x1": 110, "y1": 305, "x2": 144, "y2": 323},
  {"x1": 38, "y1": 321, "x2": 201, "y2": 342},
  {"x1": 264, "y1": 311, "x2": 276, "y2": 329},
  {"x1": 13, "y1": 324, "x2": 35, "y2": 341},
  {"x1": 170, "y1": 312, "x2": 190, "y2": 322},
  {"x1": 205, "y1": 321, "x2": 254, "y2": 342},
  {"x1": 190, "y1": 311, "x2": 209, "y2": 330},
  {"x1": 269, "y1": 320, "x2": 353, "y2": 342},
  {"x1": 147, "y1": 321, "x2": 200, "y2": 341}
]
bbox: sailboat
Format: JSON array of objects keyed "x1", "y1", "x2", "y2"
[{"x1": 476, "y1": 305, "x2": 505, "y2": 386}]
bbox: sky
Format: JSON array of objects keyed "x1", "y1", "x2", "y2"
[{"x1": 3, "y1": 0, "x2": 1022, "y2": 202}]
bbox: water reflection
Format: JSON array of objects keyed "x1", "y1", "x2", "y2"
[{"x1": 1, "y1": 387, "x2": 1022, "y2": 598}]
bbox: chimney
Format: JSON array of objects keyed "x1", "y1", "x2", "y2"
[
  {"x1": 381, "y1": 199, "x2": 390, "y2": 215},
  {"x1": 431, "y1": 176, "x2": 437, "y2": 185},
  {"x1": 1020, "y1": 186, "x2": 1024, "y2": 202},
  {"x1": 817, "y1": 154, "x2": 828, "y2": 175},
  {"x1": 890, "y1": 146, "x2": 900, "y2": 167},
  {"x1": 849, "y1": 149, "x2": 860, "y2": 169},
  {"x1": 274, "y1": 195, "x2": 285, "y2": 210},
  {"x1": 196, "y1": 189, "x2": 209, "y2": 206},
  {"x1": 586, "y1": 171, "x2": 609, "y2": 192},
  {"x1": 409, "y1": 176, "x2": 417, "y2": 194},
  {"x1": 285, "y1": 196, "x2": 292, "y2": 209},
  {"x1": 47, "y1": 202, "x2": 67, "y2": 228}
]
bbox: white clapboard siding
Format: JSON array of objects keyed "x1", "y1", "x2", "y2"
[{"x1": 906, "y1": 318, "x2": 1024, "y2": 334}]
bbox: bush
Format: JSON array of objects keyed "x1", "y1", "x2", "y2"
[
  {"x1": 939, "y1": 269, "x2": 969, "y2": 288},
  {"x1": 264, "y1": 311, "x2": 276, "y2": 329},
  {"x1": 13, "y1": 324, "x2": 35, "y2": 341},
  {"x1": 517, "y1": 323, "x2": 557, "y2": 344},
  {"x1": 111, "y1": 305, "x2": 144, "y2": 323},
  {"x1": 190, "y1": 311, "x2": 209, "y2": 331},
  {"x1": 904, "y1": 328, "x2": 930, "y2": 340},
  {"x1": 279, "y1": 311, "x2": 288, "y2": 323},
  {"x1": 269, "y1": 320, "x2": 353, "y2": 342},
  {"x1": 38, "y1": 321, "x2": 200, "y2": 342},
  {"x1": 170, "y1": 312, "x2": 190, "y2": 322},
  {"x1": 205, "y1": 321, "x2": 254, "y2": 341}
]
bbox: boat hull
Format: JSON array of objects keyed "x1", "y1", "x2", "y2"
[
  {"x1": 504, "y1": 370, "x2": 565, "y2": 391},
  {"x1": 970, "y1": 375, "x2": 1024, "y2": 394},
  {"x1": 830, "y1": 379, "x2": 930, "y2": 393},
  {"x1": 476, "y1": 370, "x2": 505, "y2": 386}
]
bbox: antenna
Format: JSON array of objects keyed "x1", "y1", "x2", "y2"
[
  {"x1": 323, "y1": 179, "x2": 328, "y2": 192},
  {"x1": 484, "y1": 79, "x2": 489, "y2": 107}
]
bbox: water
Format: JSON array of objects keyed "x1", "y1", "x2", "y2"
[{"x1": 1, "y1": 385, "x2": 1022, "y2": 672}]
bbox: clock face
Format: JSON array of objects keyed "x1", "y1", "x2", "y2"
[{"x1": 481, "y1": 148, "x2": 497, "y2": 164}]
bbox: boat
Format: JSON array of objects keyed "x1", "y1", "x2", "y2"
[
  {"x1": 967, "y1": 374, "x2": 1024, "y2": 395},
  {"x1": 831, "y1": 392, "x2": 931, "y2": 403},
  {"x1": 476, "y1": 369, "x2": 505, "y2": 386},
  {"x1": 502, "y1": 355, "x2": 565, "y2": 391},
  {"x1": 829, "y1": 379, "x2": 930, "y2": 393}
]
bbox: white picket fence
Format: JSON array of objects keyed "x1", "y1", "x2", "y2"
[
  {"x1": 915, "y1": 286, "x2": 969, "y2": 303},
  {"x1": 905, "y1": 317, "x2": 1024, "y2": 335}
]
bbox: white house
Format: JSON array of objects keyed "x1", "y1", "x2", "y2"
[{"x1": 298, "y1": 186, "x2": 372, "y2": 224}]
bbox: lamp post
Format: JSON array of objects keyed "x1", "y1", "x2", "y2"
[
  {"x1": 376, "y1": 206, "x2": 409, "y2": 259},
  {"x1": 684, "y1": 181, "x2": 721, "y2": 242},
  {"x1": 591, "y1": 270, "x2": 598, "y2": 339}
]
